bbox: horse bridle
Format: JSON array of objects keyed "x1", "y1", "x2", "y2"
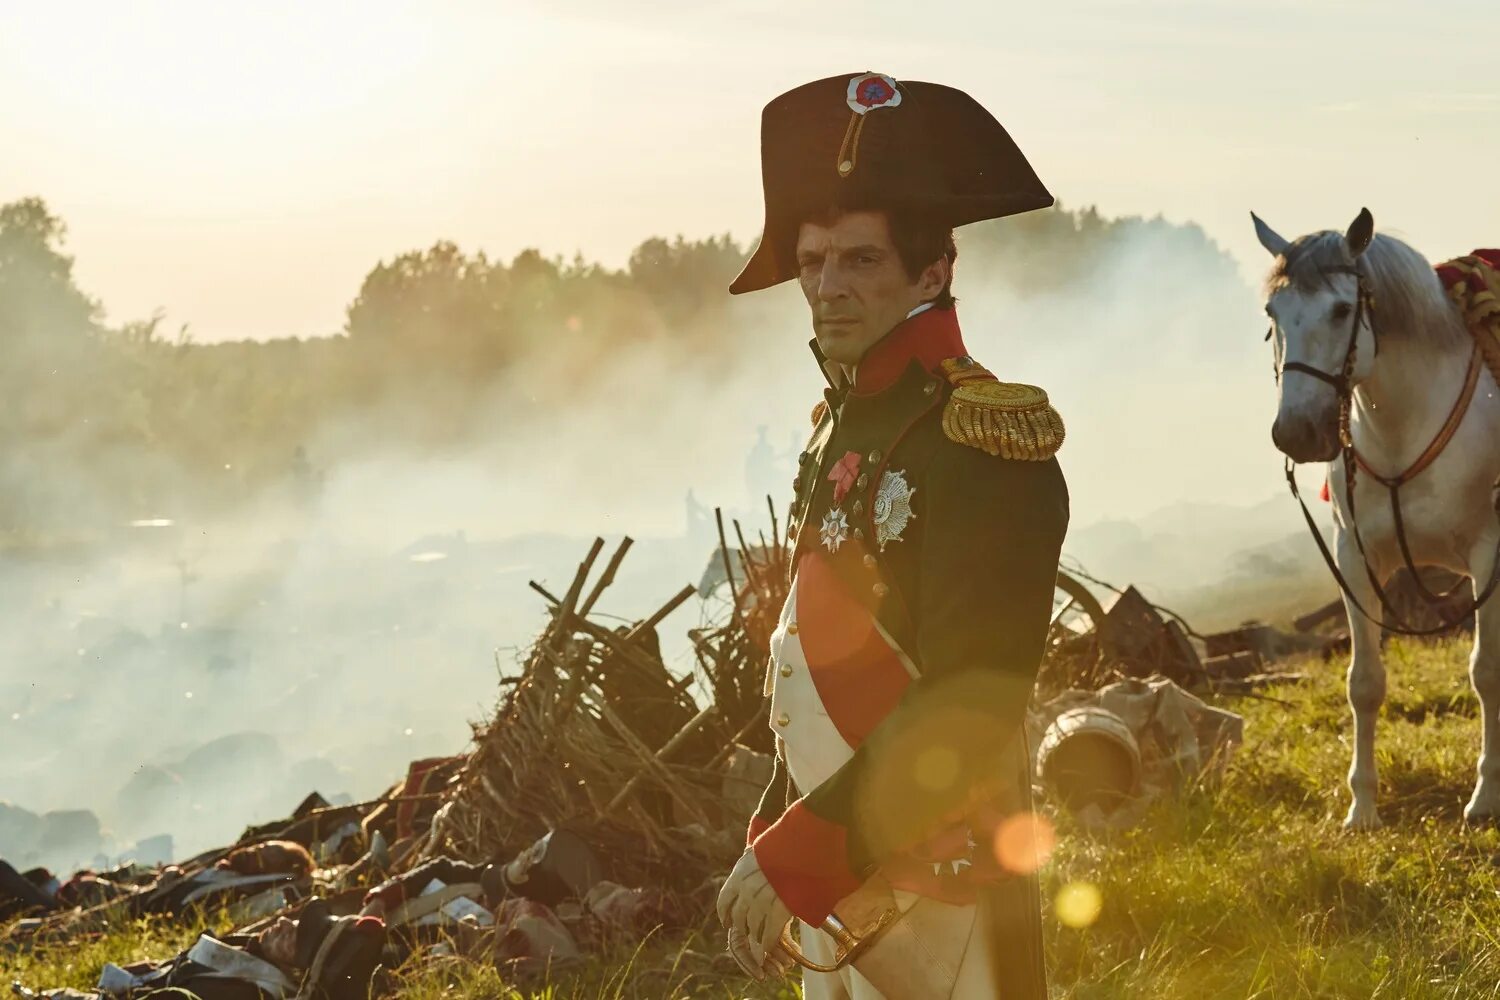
[
  {"x1": 1269, "y1": 262, "x2": 1374, "y2": 427},
  {"x1": 1276, "y1": 261, "x2": 1500, "y2": 636}
]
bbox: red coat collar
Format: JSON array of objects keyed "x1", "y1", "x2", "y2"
[{"x1": 850, "y1": 306, "x2": 968, "y2": 396}]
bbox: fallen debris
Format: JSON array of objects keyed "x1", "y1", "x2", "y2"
[
  {"x1": 431, "y1": 531, "x2": 758, "y2": 894},
  {"x1": 1033, "y1": 676, "x2": 1245, "y2": 830},
  {"x1": 3, "y1": 501, "x2": 801, "y2": 998},
  {"x1": 3, "y1": 535, "x2": 1376, "y2": 995},
  {"x1": 1097, "y1": 586, "x2": 1205, "y2": 686}
]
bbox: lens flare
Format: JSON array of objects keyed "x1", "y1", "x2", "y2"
[
  {"x1": 992, "y1": 811, "x2": 1055, "y2": 874},
  {"x1": 912, "y1": 744, "x2": 960, "y2": 792},
  {"x1": 1055, "y1": 881, "x2": 1103, "y2": 928}
]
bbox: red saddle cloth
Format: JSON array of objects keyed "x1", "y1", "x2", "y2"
[
  {"x1": 1435, "y1": 248, "x2": 1500, "y2": 289},
  {"x1": 1435, "y1": 250, "x2": 1500, "y2": 385}
]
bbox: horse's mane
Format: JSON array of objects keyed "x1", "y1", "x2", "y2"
[{"x1": 1265, "y1": 230, "x2": 1469, "y2": 348}]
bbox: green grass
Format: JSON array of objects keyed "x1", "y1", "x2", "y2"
[
  {"x1": 2, "y1": 908, "x2": 236, "y2": 992},
  {"x1": 1044, "y1": 635, "x2": 1500, "y2": 999},
  {"x1": 382, "y1": 929, "x2": 800, "y2": 1000},
  {"x1": 8, "y1": 636, "x2": 1500, "y2": 998},
  {"x1": 1, "y1": 918, "x2": 798, "y2": 1000}
]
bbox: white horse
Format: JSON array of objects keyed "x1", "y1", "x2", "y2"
[{"x1": 1252, "y1": 208, "x2": 1500, "y2": 829}]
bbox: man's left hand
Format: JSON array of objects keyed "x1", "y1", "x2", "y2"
[{"x1": 716, "y1": 848, "x2": 794, "y2": 969}]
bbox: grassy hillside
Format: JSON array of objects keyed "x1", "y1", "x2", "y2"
[
  {"x1": 1046, "y1": 635, "x2": 1498, "y2": 998},
  {"x1": 8, "y1": 636, "x2": 1499, "y2": 999}
]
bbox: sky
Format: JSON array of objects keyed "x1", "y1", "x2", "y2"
[
  {"x1": 2, "y1": 0, "x2": 1498, "y2": 343},
  {"x1": 8, "y1": 0, "x2": 1483, "y2": 849}
]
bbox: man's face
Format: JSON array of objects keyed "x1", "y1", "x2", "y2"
[
  {"x1": 258, "y1": 916, "x2": 299, "y2": 968},
  {"x1": 795, "y1": 210, "x2": 947, "y2": 367}
]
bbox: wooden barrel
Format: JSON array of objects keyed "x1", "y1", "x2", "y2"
[{"x1": 1037, "y1": 706, "x2": 1142, "y2": 814}]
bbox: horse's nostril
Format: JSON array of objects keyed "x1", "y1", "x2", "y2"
[
  {"x1": 1272, "y1": 417, "x2": 1331, "y2": 463},
  {"x1": 1271, "y1": 420, "x2": 1293, "y2": 453}
]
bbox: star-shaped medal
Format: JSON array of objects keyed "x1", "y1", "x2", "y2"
[
  {"x1": 820, "y1": 507, "x2": 850, "y2": 553},
  {"x1": 873, "y1": 469, "x2": 916, "y2": 551}
]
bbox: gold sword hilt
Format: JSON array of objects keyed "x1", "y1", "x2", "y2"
[{"x1": 776, "y1": 906, "x2": 900, "y2": 973}]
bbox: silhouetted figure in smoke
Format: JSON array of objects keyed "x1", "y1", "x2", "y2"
[
  {"x1": 744, "y1": 425, "x2": 778, "y2": 506},
  {"x1": 684, "y1": 488, "x2": 713, "y2": 546},
  {"x1": 290, "y1": 444, "x2": 324, "y2": 504}
]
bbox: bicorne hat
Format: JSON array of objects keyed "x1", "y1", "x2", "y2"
[{"x1": 729, "y1": 72, "x2": 1053, "y2": 295}]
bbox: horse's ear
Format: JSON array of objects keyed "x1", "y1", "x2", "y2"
[
  {"x1": 1251, "y1": 212, "x2": 1290, "y2": 257},
  {"x1": 1345, "y1": 207, "x2": 1375, "y2": 258}
]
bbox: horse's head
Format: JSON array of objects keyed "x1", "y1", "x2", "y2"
[{"x1": 1252, "y1": 208, "x2": 1378, "y2": 463}]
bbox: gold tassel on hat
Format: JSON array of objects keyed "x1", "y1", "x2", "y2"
[{"x1": 939, "y1": 358, "x2": 1065, "y2": 461}]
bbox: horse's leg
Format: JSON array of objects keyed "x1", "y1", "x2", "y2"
[
  {"x1": 1340, "y1": 535, "x2": 1387, "y2": 831},
  {"x1": 1464, "y1": 528, "x2": 1500, "y2": 824}
]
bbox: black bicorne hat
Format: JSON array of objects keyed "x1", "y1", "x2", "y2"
[{"x1": 730, "y1": 72, "x2": 1054, "y2": 295}]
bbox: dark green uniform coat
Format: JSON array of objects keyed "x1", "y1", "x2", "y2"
[{"x1": 746, "y1": 305, "x2": 1068, "y2": 1000}]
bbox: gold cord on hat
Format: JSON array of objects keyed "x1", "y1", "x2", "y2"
[{"x1": 835, "y1": 112, "x2": 868, "y2": 178}]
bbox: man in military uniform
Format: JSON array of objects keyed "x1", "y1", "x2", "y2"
[{"x1": 714, "y1": 73, "x2": 1068, "y2": 999}]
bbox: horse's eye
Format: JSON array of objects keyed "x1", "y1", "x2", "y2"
[{"x1": 1331, "y1": 301, "x2": 1353, "y2": 322}]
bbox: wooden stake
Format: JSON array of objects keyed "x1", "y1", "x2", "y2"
[
  {"x1": 604, "y1": 704, "x2": 716, "y2": 813},
  {"x1": 580, "y1": 537, "x2": 633, "y2": 616}
]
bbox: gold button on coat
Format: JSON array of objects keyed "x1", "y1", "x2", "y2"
[
  {"x1": 852, "y1": 500, "x2": 865, "y2": 517},
  {"x1": 872, "y1": 582, "x2": 890, "y2": 598},
  {"x1": 779, "y1": 664, "x2": 793, "y2": 677},
  {"x1": 786, "y1": 622, "x2": 799, "y2": 635},
  {"x1": 777, "y1": 712, "x2": 791, "y2": 726},
  {"x1": 867, "y1": 450, "x2": 882, "y2": 465},
  {"x1": 863, "y1": 554, "x2": 877, "y2": 569},
  {"x1": 856, "y1": 473, "x2": 869, "y2": 490}
]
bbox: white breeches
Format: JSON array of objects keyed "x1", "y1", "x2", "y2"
[{"x1": 797, "y1": 889, "x2": 997, "y2": 1000}]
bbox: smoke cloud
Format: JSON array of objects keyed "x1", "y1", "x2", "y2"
[{"x1": 0, "y1": 207, "x2": 1333, "y2": 872}]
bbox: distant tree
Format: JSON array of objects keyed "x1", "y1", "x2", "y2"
[
  {"x1": 957, "y1": 203, "x2": 1231, "y2": 299},
  {"x1": 0, "y1": 197, "x2": 100, "y2": 357},
  {"x1": 505, "y1": 248, "x2": 561, "y2": 316},
  {"x1": 344, "y1": 241, "x2": 513, "y2": 372},
  {"x1": 627, "y1": 234, "x2": 743, "y2": 329}
]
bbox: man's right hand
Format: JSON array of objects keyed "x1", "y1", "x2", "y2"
[{"x1": 726, "y1": 925, "x2": 794, "y2": 981}]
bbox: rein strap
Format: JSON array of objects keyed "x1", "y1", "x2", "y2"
[{"x1": 1353, "y1": 343, "x2": 1484, "y2": 487}]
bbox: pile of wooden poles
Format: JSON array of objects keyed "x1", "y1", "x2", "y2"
[
  {"x1": 688, "y1": 500, "x2": 790, "y2": 756},
  {"x1": 429, "y1": 507, "x2": 789, "y2": 892}
]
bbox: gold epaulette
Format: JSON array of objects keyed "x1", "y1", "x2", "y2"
[{"x1": 938, "y1": 357, "x2": 1065, "y2": 461}]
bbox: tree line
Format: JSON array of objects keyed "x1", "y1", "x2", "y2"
[{"x1": 0, "y1": 196, "x2": 1233, "y2": 547}]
